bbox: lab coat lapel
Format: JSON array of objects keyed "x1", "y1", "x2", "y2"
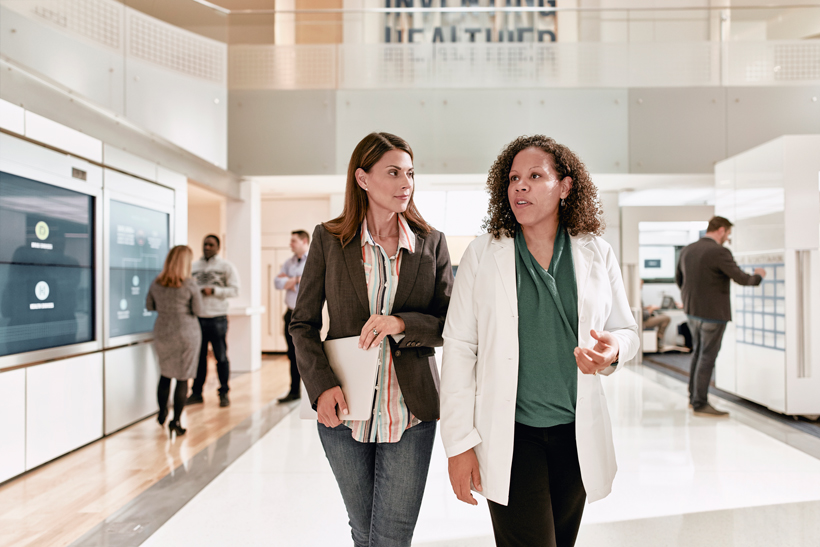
[
  {"x1": 571, "y1": 234, "x2": 594, "y2": 341},
  {"x1": 493, "y1": 236, "x2": 518, "y2": 318}
]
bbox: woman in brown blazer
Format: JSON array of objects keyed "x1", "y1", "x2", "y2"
[{"x1": 289, "y1": 132, "x2": 453, "y2": 547}]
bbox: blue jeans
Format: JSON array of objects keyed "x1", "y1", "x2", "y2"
[{"x1": 317, "y1": 420, "x2": 436, "y2": 547}]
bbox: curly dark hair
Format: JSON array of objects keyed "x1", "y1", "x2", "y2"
[{"x1": 482, "y1": 135, "x2": 604, "y2": 239}]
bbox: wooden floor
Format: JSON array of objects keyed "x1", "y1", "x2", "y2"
[{"x1": 0, "y1": 354, "x2": 291, "y2": 547}]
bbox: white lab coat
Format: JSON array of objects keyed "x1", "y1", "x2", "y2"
[{"x1": 440, "y1": 232, "x2": 639, "y2": 505}]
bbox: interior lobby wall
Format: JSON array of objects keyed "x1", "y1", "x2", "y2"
[{"x1": 228, "y1": 85, "x2": 820, "y2": 178}]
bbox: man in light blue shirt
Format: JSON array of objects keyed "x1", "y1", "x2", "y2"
[{"x1": 275, "y1": 230, "x2": 310, "y2": 403}]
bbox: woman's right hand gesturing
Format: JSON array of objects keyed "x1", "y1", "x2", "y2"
[
  {"x1": 448, "y1": 448, "x2": 483, "y2": 505},
  {"x1": 316, "y1": 386, "x2": 349, "y2": 428}
]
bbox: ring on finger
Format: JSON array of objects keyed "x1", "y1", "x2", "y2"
[{"x1": 373, "y1": 328, "x2": 379, "y2": 336}]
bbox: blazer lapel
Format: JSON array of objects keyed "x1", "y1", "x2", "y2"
[
  {"x1": 392, "y1": 234, "x2": 423, "y2": 311},
  {"x1": 493, "y1": 237, "x2": 518, "y2": 318},
  {"x1": 343, "y1": 235, "x2": 371, "y2": 315},
  {"x1": 571, "y1": 234, "x2": 594, "y2": 324}
]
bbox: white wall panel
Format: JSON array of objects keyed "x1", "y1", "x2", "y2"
[
  {"x1": 335, "y1": 88, "x2": 628, "y2": 176},
  {"x1": 104, "y1": 343, "x2": 160, "y2": 435},
  {"x1": 125, "y1": 58, "x2": 227, "y2": 169},
  {"x1": 26, "y1": 353, "x2": 103, "y2": 470},
  {"x1": 628, "y1": 87, "x2": 726, "y2": 174},
  {"x1": 228, "y1": 90, "x2": 336, "y2": 176},
  {"x1": 0, "y1": 368, "x2": 26, "y2": 483},
  {"x1": 103, "y1": 144, "x2": 157, "y2": 182},
  {"x1": 0, "y1": 98, "x2": 25, "y2": 134},
  {"x1": 727, "y1": 87, "x2": 820, "y2": 158},
  {"x1": 104, "y1": 169, "x2": 174, "y2": 206},
  {"x1": 0, "y1": 133, "x2": 103, "y2": 193},
  {"x1": 0, "y1": 5, "x2": 126, "y2": 115},
  {"x1": 25, "y1": 111, "x2": 103, "y2": 163}
]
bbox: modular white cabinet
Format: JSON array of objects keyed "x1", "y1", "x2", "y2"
[
  {"x1": 25, "y1": 353, "x2": 104, "y2": 470},
  {"x1": 714, "y1": 135, "x2": 820, "y2": 416},
  {"x1": 104, "y1": 343, "x2": 160, "y2": 435},
  {"x1": 0, "y1": 368, "x2": 26, "y2": 483}
]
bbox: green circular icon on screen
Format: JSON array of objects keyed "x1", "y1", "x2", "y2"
[{"x1": 35, "y1": 221, "x2": 49, "y2": 241}]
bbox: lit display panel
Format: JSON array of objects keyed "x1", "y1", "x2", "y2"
[
  {"x1": 735, "y1": 263, "x2": 785, "y2": 351},
  {"x1": 0, "y1": 172, "x2": 94, "y2": 356},
  {"x1": 108, "y1": 200, "x2": 169, "y2": 338}
]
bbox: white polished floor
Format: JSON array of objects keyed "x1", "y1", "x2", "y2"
[{"x1": 143, "y1": 365, "x2": 820, "y2": 546}]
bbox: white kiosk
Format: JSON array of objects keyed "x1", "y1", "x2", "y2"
[{"x1": 714, "y1": 135, "x2": 820, "y2": 417}]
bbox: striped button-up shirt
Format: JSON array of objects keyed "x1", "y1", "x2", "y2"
[{"x1": 344, "y1": 214, "x2": 420, "y2": 443}]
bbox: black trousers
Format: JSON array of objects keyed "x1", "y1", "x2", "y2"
[
  {"x1": 687, "y1": 318, "x2": 727, "y2": 408},
  {"x1": 488, "y1": 421, "x2": 586, "y2": 547},
  {"x1": 284, "y1": 308, "x2": 300, "y2": 396},
  {"x1": 157, "y1": 376, "x2": 187, "y2": 422},
  {"x1": 192, "y1": 316, "x2": 230, "y2": 396}
]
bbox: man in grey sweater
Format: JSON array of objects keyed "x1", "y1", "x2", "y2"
[
  {"x1": 187, "y1": 234, "x2": 240, "y2": 407},
  {"x1": 676, "y1": 216, "x2": 765, "y2": 417}
]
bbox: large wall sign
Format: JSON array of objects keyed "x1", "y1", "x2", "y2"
[
  {"x1": 108, "y1": 200, "x2": 169, "y2": 339},
  {"x1": 383, "y1": 0, "x2": 557, "y2": 43},
  {"x1": 0, "y1": 172, "x2": 94, "y2": 356}
]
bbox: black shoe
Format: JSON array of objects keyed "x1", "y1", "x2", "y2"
[
  {"x1": 169, "y1": 420, "x2": 187, "y2": 436},
  {"x1": 219, "y1": 393, "x2": 230, "y2": 407},
  {"x1": 157, "y1": 407, "x2": 168, "y2": 426},
  {"x1": 186, "y1": 394, "x2": 204, "y2": 405},
  {"x1": 277, "y1": 392, "x2": 301, "y2": 404}
]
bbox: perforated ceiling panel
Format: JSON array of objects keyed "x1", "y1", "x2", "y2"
[
  {"x1": 127, "y1": 9, "x2": 226, "y2": 84},
  {"x1": 3, "y1": 0, "x2": 121, "y2": 49}
]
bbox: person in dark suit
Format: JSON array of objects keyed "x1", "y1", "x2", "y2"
[
  {"x1": 290, "y1": 132, "x2": 453, "y2": 547},
  {"x1": 676, "y1": 216, "x2": 765, "y2": 417}
]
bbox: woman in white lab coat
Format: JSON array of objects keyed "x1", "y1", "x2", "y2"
[{"x1": 440, "y1": 135, "x2": 639, "y2": 547}]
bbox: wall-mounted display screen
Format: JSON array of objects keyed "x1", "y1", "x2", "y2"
[
  {"x1": 0, "y1": 171, "x2": 94, "y2": 356},
  {"x1": 108, "y1": 200, "x2": 169, "y2": 338}
]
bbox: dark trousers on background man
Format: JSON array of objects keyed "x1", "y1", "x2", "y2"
[
  {"x1": 283, "y1": 308, "x2": 300, "y2": 398},
  {"x1": 191, "y1": 316, "x2": 230, "y2": 397},
  {"x1": 687, "y1": 317, "x2": 727, "y2": 409}
]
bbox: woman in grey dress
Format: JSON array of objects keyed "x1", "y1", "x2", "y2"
[{"x1": 146, "y1": 245, "x2": 203, "y2": 436}]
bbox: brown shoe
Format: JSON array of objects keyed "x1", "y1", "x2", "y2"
[{"x1": 693, "y1": 403, "x2": 729, "y2": 417}]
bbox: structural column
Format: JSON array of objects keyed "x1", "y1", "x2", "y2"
[{"x1": 226, "y1": 180, "x2": 263, "y2": 373}]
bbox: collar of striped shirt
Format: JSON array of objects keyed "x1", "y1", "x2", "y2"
[{"x1": 360, "y1": 213, "x2": 416, "y2": 254}]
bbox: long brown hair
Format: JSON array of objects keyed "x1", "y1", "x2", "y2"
[
  {"x1": 157, "y1": 245, "x2": 193, "y2": 288},
  {"x1": 483, "y1": 135, "x2": 604, "y2": 239},
  {"x1": 324, "y1": 132, "x2": 432, "y2": 247}
]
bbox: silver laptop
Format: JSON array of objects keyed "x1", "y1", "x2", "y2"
[{"x1": 299, "y1": 336, "x2": 381, "y2": 421}]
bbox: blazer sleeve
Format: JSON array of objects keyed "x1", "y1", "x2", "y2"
[
  {"x1": 145, "y1": 283, "x2": 156, "y2": 312},
  {"x1": 600, "y1": 241, "x2": 640, "y2": 376},
  {"x1": 717, "y1": 247, "x2": 762, "y2": 286},
  {"x1": 440, "y1": 241, "x2": 483, "y2": 458},
  {"x1": 190, "y1": 279, "x2": 204, "y2": 317},
  {"x1": 675, "y1": 252, "x2": 684, "y2": 289},
  {"x1": 391, "y1": 232, "x2": 454, "y2": 349},
  {"x1": 289, "y1": 226, "x2": 340, "y2": 408}
]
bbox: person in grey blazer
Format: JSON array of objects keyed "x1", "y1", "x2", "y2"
[
  {"x1": 676, "y1": 216, "x2": 765, "y2": 417},
  {"x1": 146, "y1": 245, "x2": 203, "y2": 436},
  {"x1": 290, "y1": 132, "x2": 453, "y2": 547}
]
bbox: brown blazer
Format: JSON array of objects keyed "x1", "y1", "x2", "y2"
[
  {"x1": 290, "y1": 223, "x2": 453, "y2": 422},
  {"x1": 675, "y1": 237, "x2": 762, "y2": 322}
]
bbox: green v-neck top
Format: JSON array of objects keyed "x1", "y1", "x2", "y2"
[{"x1": 514, "y1": 226, "x2": 579, "y2": 428}]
